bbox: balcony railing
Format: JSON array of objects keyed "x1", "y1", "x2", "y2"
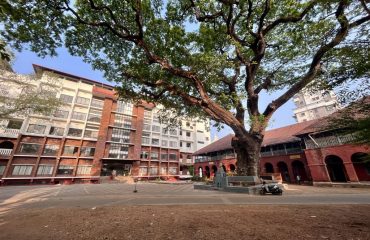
[
  {"x1": 260, "y1": 148, "x2": 302, "y2": 157},
  {"x1": 304, "y1": 134, "x2": 355, "y2": 149},
  {"x1": 0, "y1": 148, "x2": 12, "y2": 156},
  {"x1": 0, "y1": 128, "x2": 20, "y2": 138}
]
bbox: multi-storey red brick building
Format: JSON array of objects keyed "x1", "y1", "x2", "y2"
[{"x1": 0, "y1": 65, "x2": 211, "y2": 184}]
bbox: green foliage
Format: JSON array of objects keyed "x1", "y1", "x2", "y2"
[
  {"x1": 188, "y1": 165, "x2": 194, "y2": 176},
  {"x1": 0, "y1": 70, "x2": 61, "y2": 119},
  {"x1": 1, "y1": 0, "x2": 369, "y2": 139},
  {"x1": 330, "y1": 97, "x2": 370, "y2": 146}
]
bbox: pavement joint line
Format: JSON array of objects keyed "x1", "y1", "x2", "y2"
[{"x1": 83, "y1": 186, "x2": 90, "y2": 195}]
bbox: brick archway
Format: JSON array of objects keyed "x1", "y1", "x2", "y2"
[
  {"x1": 292, "y1": 160, "x2": 308, "y2": 182},
  {"x1": 277, "y1": 162, "x2": 291, "y2": 183},
  {"x1": 264, "y1": 162, "x2": 274, "y2": 173},
  {"x1": 325, "y1": 155, "x2": 348, "y2": 182}
]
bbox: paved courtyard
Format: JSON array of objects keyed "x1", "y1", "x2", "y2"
[
  {"x1": 1, "y1": 182, "x2": 370, "y2": 215},
  {"x1": 0, "y1": 183, "x2": 370, "y2": 240}
]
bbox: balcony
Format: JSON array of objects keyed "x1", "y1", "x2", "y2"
[
  {"x1": 0, "y1": 128, "x2": 20, "y2": 138},
  {"x1": 0, "y1": 148, "x2": 12, "y2": 156},
  {"x1": 304, "y1": 134, "x2": 355, "y2": 149},
  {"x1": 180, "y1": 159, "x2": 193, "y2": 165},
  {"x1": 260, "y1": 148, "x2": 302, "y2": 157}
]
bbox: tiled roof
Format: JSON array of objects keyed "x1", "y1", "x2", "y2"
[
  {"x1": 193, "y1": 120, "x2": 318, "y2": 155},
  {"x1": 193, "y1": 134, "x2": 234, "y2": 155},
  {"x1": 263, "y1": 119, "x2": 318, "y2": 146}
]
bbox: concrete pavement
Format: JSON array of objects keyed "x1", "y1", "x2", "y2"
[{"x1": 1, "y1": 183, "x2": 369, "y2": 216}]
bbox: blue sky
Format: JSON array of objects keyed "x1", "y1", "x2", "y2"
[{"x1": 12, "y1": 48, "x2": 297, "y2": 140}]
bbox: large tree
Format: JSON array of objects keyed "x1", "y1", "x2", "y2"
[{"x1": 1, "y1": 0, "x2": 369, "y2": 176}]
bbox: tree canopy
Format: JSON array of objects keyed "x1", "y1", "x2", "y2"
[
  {"x1": 0, "y1": 69, "x2": 62, "y2": 119},
  {"x1": 1, "y1": 0, "x2": 369, "y2": 175}
]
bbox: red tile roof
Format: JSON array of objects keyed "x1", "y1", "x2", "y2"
[
  {"x1": 193, "y1": 134, "x2": 234, "y2": 155},
  {"x1": 263, "y1": 119, "x2": 318, "y2": 146},
  {"x1": 193, "y1": 120, "x2": 318, "y2": 155}
]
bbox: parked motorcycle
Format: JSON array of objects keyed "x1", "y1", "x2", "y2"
[{"x1": 260, "y1": 181, "x2": 283, "y2": 195}]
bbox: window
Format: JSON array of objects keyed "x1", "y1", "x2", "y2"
[
  {"x1": 169, "y1": 153, "x2": 177, "y2": 161},
  {"x1": 139, "y1": 167, "x2": 148, "y2": 176},
  {"x1": 7, "y1": 120, "x2": 22, "y2": 129},
  {"x1": 144, "y1": 118, "x2": 151, "y2": 124},
  {"x1": 12, "y1": 165, "x2": 33, "y2": 175},
  {"x1": 142, "y1": 137, "x2": 150, "y2": 145},
  {"x1": 80, "y1": 147, "x2": 95, "y2": 157},
  {"x1": 43, "y1": 145, "x2": 59, "y2": 156},
  {"x1": 71, "y1": 111, "x2": 86, "y2": 121},
  {"x1": 116, "y1": 101, "x2": 133, "y2": 115},
  {"x1": 63, "y1": 146, "x2": 79, "y2": 156},
  {"x1": 142, "y1": 132, "x2": 150, "y2": 138},
  {"x1": 140, "y1": 151, "x2": 149, "y2": 159},
  {"x1": 205, "y1": 137, "x2": 209, "y2": 141},
  {"x1": 143, "y1": 124, "x2": 151, "y2": 131},
  {"x1": 187, "y1": 155, "x2": 192, "y2": 160},
  {"x1": 77, "y1": 165, "x2": 92, "y2": 175},
  {"x1": 179, "y1": 131, "x2": 182, "y2": 136},
  {"x1": 49, "y1": 127, "x2": 64, "y2": 136},
  {"x1": 162, "y1": 128, "x2": 169, "y2": 135},
  {"x1": 27, "y1": 124, "x2": 46, "y2": 134},
  {"x1": 144, "y1": 109, "x2": 152, "y2": 118},
  {"x1": 84, "y1": 129, "x2": 98, "y2": 139},
  {"x1": 75, "y1": 96, "x2": 90, "y2": 105},
  {"x1": 197, "y1": 130, "x2": 204, "y2": 133},
  {"x1": 186, "y1": 132, "x2": 191, "y2": 137},
  {"x1": 60, "y1": 94, "x2": 73, "y2": 103},
  {"x1": 152, "y1": 125, "x2": 160, "y2": 132},
  {"x1": 198, "y1": 141, "x2": 204, "y2": 144},
  {"x1": 67, "y1": 128, "x2": 83, "y2": 137},
  {"x1": 91, "y1": 98, "x2": 104, "y2": 108},
  {"x1": 114, "y1": 115, "x2": 132, "y2": 128},
  {"x1": 54, "y1": 110, "x2": 69, "y2": 119},
  {"x1": 0, "y1": 165, "x2": 6, "y2": 175},
  {"x1": 161, "y1": 167, "x2": 168, "y2": 174},
  {"x1": 300, "y1": 113, "x2": 306, "y2": 117},
  {"x1": 111, "y1": 128, "x2": 131, "y2": 143},
  {"x1": 186, "y1": 122, "x2": 190, "y2": 127},
  {"x1": 57, "y1": 165, "x2": 74, "y2": 175},
  {"x1": 151, "y1": 138, "x2": 159, "y2": 145},
  {"x1": 161, "y1": 140, "x2": 168, "y2": 147},
  {"x1": 169, "y1": 141, "x2": 177, "y2": 148},
  {"x1": 186, "y1": 142, "x2": 191, "y2": 148},
  {"x1": 161, "y1": 154, "x2": 168, "y2": 161},
  {"x1": 169, "y1": 167, "x2": 177, "y2": 175},
  {"x1": 108, "y1": 144, "x2": 129, "y2": 159},
  {"x1": 169, "y1": 129, "x2": 177, "y2": 135},
  {"x1": 151, "y1": 152, "x2": 159, "y2": 160},
  {"x1": 180, "y1": 141, "x2": 182, "y2": 147},
  {"x1": 18, "y1": 143, "x2": 40, "y2": 155},
  {"x1": 149, "y1": 166, "x2": 158, "y2": 175},
  {"x1": 37, "y1": 165, "x2": 54, "y2": 175},
  {"x1": 87, "y1": 109, "x2": 102, "y2": 123}
]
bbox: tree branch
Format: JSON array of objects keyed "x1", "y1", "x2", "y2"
[
  {"x1": 262, "y1": 0, "x2": 318, "y2": 35},
  {"x1": 263, "y1": 1, "x2": 352, "y2": 118}
]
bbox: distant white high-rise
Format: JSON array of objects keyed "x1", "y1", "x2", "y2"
[{"x1": 292, "y1": 89, "x2": 340, "y2": 122}]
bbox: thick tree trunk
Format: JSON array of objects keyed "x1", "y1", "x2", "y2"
[{"x1": 231, "y1": 134, "x2": 263, "y2": 176}]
